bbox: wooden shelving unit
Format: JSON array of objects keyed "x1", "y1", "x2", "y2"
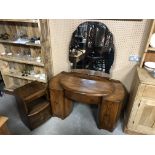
[
  {"x1": 140, "y1": 20, "x2": 155, "y2": 67},
  {"x1": 0, "y1": 39, "x2": 41, "y2": 47},
  {"x1": 148, "y1": 47, "x2": 155, "y2": 52},
  {"x1": 0, "y1": 19, "x2": 53, "y2": 92},
  {"x1": 0, "y1": 19, "x2": 38, "y2": 23},
  {"x1": 3, "y1": 72, "x2": 46, "y2": 83},
  {"x1": 0, "y1": 56, "x2": 44, "y2": 67}
]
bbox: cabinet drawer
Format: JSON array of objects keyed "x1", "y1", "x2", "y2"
[{"x1": 143, "y1": 85, "x2": 155, "y2": 99}]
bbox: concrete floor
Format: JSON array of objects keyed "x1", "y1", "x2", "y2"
[{"x1": 0, "y1": 93, "x2": 125, "y2": 135}]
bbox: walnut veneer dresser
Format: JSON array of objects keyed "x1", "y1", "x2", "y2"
[
  {"x1": 124, "y1": 67, "x2": 155, "y2": 134},
  {"x1": 49, "y1": 70, "x2": 126, "y2": 132}
]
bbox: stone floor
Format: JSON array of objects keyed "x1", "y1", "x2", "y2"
[{"x1": 0, "y1": 93, "x2": 125, "y2": 135}]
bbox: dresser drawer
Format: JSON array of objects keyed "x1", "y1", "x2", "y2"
[{"x1": 143, "y1": 85, "x2": 155, "y2": 99}]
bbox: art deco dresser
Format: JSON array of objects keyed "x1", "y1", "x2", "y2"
[
  {"x1": 49, "y1": 70, "x2": 126, "y2": 132},
  {"x1": 124, "y1": 67, "x2": 155, "y2": 134}
]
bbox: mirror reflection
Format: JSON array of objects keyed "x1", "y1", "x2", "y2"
[{"x1": 69, "y1": 21, "x2": 115, "y2": 74}]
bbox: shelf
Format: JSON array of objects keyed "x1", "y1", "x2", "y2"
[
  {"x1": 4, "y1": 87, "x2": 13, "y2": 92},
  {"x1": 4, "y1": 86, "x2": 17, "y2": 92},
  {"x1": 0, "y1": 19, "x2": 38, "y2": 23},
  {"x1": 0, "y1": 56, "x2": 44, "y2": 67},
  {"x1": 148, "y1": 47, "x2": 155, "y2": 52},
  {"x1": 4, "y1": 72, "x2": 46, "y2": 83},
  {"x1": 4, "y1": 84, "x2": 27, "y2": 92},
  {"x1": 140, "y1": 20, "x2": 155, "y2": 67},
  {"x1": 75, "y1": 35, "x2": 83, "y2": 38},
  {"x1": 28, "y1": 98, "x2": 49, "y2": 116},
  {"x1": 0, "y1": 39, "x2": 41, "y2": 47},
  {"x1": 4, "y1": 83, "x2": 22, "y2": 92}
]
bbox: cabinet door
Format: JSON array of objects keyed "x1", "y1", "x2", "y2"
[{"x1": 133, "y1": 98, "x2": 155, "y2": 134}]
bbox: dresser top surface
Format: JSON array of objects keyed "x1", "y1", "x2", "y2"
[
  {"x1": 60, "y1": 74, "x2": 114, "y2": 96},
  {"x1": 137, "y1": 67, "x2": 155, "y2": 85}
]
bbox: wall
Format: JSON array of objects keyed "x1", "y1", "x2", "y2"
[{"x1": 49, "y1": 19, "x2": 151, "y2": 91}]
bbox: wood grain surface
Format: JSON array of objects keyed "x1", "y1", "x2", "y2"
[
  {"x1": 60, "y1": 74, "x2": 114, "y2": 96},
  {"x1": 49, "y1": 71, "x2": 126, "y2": 132}
]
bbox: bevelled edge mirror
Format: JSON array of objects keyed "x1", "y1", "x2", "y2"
[{"x1": 69, "y1": 21, "x2": 115, "y2": 74}]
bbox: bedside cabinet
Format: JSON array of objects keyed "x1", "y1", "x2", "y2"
[
  {"x1": 124, "y1": 67, "x2": 155, "y2": 134},
  {"x1": 14, "y1": 81, "x2": 52, "y2": 130}
]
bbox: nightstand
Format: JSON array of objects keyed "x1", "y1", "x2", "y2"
[{"x1": 14, "y1": 81, "x2": 52, "y2": 130}]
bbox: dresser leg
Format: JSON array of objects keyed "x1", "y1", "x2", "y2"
[
  {"x1": 50, "y1": 89, "x2": 73, "y2": 119},
  {"x1": 98, "y1": 99, "x2": 123, "y2": 132},
  {"x1": 63, "y1": 97, "x2": 73, "y2": 118}
]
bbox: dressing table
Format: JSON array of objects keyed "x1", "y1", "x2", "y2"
[{"x1": 49, "y1": 70, "x2": 126, "y2": 132}]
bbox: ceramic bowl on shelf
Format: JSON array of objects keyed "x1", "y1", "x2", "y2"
[
  {"x1": 150, "y1": 33, "x2": 155, "y2": 48},
  {"x1": 144, "y1": 62, "x2": 155, "y2": 72},
  {"x1": 0, "y1": 52, "x2": 6, "y2": 56},
  {"x1": 7, "y1": 52, "x2": 13, "y2": 56},
  {"x1": 34, "y1": 74, "x2": 40, "y2": 78},
  {"x1": 36, "y1": 59, "x2": 41, "y2": 63},
  {"x1": 36, "y1": 56, "x2": 41, "y2": 62},
  {"x1": 39, "y1": 73, "x2": 46, "y2": 80}
]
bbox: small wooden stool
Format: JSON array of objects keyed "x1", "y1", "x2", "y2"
[
  {"x1": 0, "y1": 116, "x2": 10, "y2": 135},
  {"x1": 14, "y1": 81, "x2": 52, "y2": 130}
]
